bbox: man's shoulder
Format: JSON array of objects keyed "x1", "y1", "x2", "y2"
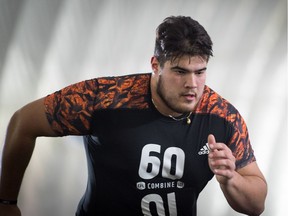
[
  {"x1": 96, "y1": 72, "x2": 151, "y2": 83},
  {"x1": 94, "y1": 72, "x2": 152, "y2": 109},
  {"x1": 196, "y1": 86, "x2": 239, "y2": 118}
]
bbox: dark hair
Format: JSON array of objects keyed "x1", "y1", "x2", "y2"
[{"x1": 154, "y1": 16, "x2": 213, "y2": 67}]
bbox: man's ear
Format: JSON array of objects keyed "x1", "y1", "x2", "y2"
[{"x1": 151, "y1": 56, "x2": 159, "y2": 73}]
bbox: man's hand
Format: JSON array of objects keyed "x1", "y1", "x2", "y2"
[
  {"x1": 207, "y1": 134, "x2": 267, "y2": 215},
  {"x1": 207, "y1": 134, "x2": 236, "y2": 185},
  {"x1": 0, "y1": 204, "x2": 21, "y2": 216}
]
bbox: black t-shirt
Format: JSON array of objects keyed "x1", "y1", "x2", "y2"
[{"x1": 44, "y1": 73, "x2": 255, "y2": 216}]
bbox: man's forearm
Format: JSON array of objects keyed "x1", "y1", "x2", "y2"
[
  {"x1": 1, "y1": 99, "x2": 57, "y2": 201},
  {"x1": 0, "y1": 112, "x2": 36, "y2": 200},
  {"x1": 220, "y1": 172, "x2": 267, "y2": 216}
]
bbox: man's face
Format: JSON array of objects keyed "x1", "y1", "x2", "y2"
[{"x1": 152, "y1": 55, "x2": 207, "y2": 115}]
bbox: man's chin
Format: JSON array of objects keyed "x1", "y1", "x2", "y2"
[
  {"x1": 173, "y1": 104, "x2": 196, "y2": 114},
  {"x1": 183, "y1": 103, "x2": 198, "y2": 112}
]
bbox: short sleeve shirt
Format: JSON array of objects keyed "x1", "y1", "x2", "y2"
[{"x1": 44, "y1": 73, "x2": 255, "y2": 216}]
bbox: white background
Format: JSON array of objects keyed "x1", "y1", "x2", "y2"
[{"x1": 0, "y1": 0, "x2": 287, "y2": 215}]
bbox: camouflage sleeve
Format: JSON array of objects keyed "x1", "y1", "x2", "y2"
[
  {"x1": 44, "y1": 79, "x2": 99, "y2": 136},
  {"x1": 198, "y1": 87, "x2": 256, "y2": 170},
  {"x1": 226, "y1": 103, "x2": 256, "y2": 170},
  {"x1": 43, "y1": 74, "x2": 150, "y2": 136}
]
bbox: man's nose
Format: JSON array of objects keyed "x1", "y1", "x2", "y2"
[{"x1": 184, "y1": 73, "x2": 197, "y2": 88}]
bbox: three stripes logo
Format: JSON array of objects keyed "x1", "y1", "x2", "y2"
[{"x1": 198, "y1": 143, "x2": 210, "y2": 155}]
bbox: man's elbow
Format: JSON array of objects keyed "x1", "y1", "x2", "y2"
[
  {"x1": 250, "y1": 203, "x2": 265, "y2": 216},
  {"x1": 234, "y1": 196, "x2": 266, "y2": 216}
]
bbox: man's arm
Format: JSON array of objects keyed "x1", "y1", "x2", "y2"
[
  {"x1": 0, "y1": 98, "x2": 57, "y2": 214},
  {"x1": 208, "y1": 134, "x2": 267, "y2": 216}
]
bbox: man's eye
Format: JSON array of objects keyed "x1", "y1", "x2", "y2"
[
  {"x1": 196, "y1": 70, "x2": 205, "y2": 75},
  {"x1": 176, "y1": 70, "x2": 186, "y2": 74}
]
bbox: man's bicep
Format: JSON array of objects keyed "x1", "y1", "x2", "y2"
[
  {"x1": 237, "y1": 161, "x2": 266, "y2": 181},
  {"x1": 15, "y1": 97, "x2": 58, "y2": 137}
]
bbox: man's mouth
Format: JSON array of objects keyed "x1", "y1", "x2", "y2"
[{"x1": 183, "y1": 93, "x2": 196, "y2": 101}]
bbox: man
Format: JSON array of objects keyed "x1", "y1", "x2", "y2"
[{"x1": 0, "y1": 16, "x2": 267, "y2": 216}]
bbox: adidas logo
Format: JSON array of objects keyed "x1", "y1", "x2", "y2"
[{"x1": 198, "y1": 143, "x2": 210, "y2": 155}]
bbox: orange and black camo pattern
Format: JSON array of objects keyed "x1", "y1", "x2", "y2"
[{"x1": 44, "y1": 74, "x2": 151, "y2": 135}]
